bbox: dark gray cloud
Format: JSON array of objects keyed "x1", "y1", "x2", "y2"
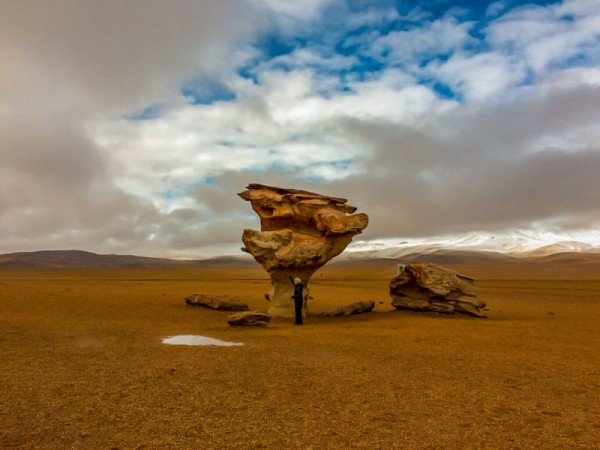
[
  {"x1": 1, "y1": 0, "x2": 258, "y2": 111},
  {"x1": 316, "y1": 83, "x2": 600, "y2": 238},
  {"x1": 0, "y1": 0, "x2": 262, "y2": 257}
]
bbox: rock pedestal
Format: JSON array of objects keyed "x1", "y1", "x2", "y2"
[
  {"x1": 389, "y1": 262, "x2": 486, "y2": 317},
  {"x1": 239, "y1": 184, "x2": 368, "y2": 318}
]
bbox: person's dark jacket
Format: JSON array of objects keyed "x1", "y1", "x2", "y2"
[{"x1": 289, "y1": 276, "x2": 304, "y2": 303}]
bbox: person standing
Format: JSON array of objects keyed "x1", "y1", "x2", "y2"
[{"x1": 289, "y1": 275, "x2": 304, "y2": 325}]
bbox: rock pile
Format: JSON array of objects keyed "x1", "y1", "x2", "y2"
[{"x1": 389, "y1": 262, "x2": 486, "y2": 317}]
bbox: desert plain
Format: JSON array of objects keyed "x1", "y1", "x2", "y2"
[{"x1": 1, "y1": 258, "x2": 599, "y2": 449}]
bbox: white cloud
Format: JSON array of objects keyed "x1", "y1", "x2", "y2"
[
  {"x1": 256, "y1": 0, "x2": 333, "y2": 20},
  {"x1": 428, "y1": 51, "x2": 527, "y2": 101},
  {"x1": 370, "y1": 13, "x2": 475, "y2": 65},
  {"x1": 486, "y1": 1, "x2": 507, "y2": 18},
  {"x1": 486, "y1": 0, "x2": 600, "y2": 74}
]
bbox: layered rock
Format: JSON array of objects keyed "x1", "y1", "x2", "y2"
[
  {"x1": 185, "y1": 294, "x2": 249, "y2": 311},
  {"x1": 320, "y1": 300, "x2": 375, "y2": 317},
  {"x1": 389, "y1": 262, "x2": 486, "y2": 317},
  {"x1": 239, "y1": 184, "x2": 368, "y2": 318},
  {"x1": 227, "y1": 311, "x2": 271, "y2": 327}
]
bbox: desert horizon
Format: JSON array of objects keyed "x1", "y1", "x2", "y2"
[{"x1": 4, "y1": 245, "x2": 600, "y2": 268}]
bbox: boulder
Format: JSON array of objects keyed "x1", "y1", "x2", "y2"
[
  {"x1": 239, "y1": 184, "x2": 368, "y2": 318},
  {"x1": 320, "y1": 300, "x2": 375, "y2": 317},
  {"x1": 227, "y1": 311, "x2": 271, "y2": 327},
  {"x1": 389, "y1": 262, "x2": 486, "y2": 317},
  {"x1": 185, "y1": 294, "x2": 249, "y2": 311}
]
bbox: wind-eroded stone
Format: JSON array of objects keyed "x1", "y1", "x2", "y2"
[
  {"x1": 227, "y1": 311, "x2": 271, "y2": 327},
  {"x1": 390, "y1": 262, "x2": 486, "y2": 317},
  {"x1": 320, "y1": 300, "x2": 375, "y2": 317},
  {"x1": 239, "y1": 184, "x2": 368, "y2": 318},
  {"x1": 185, "y1": 294, "x2": 249, "y2": 311}
]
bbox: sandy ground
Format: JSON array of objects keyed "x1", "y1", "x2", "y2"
[{"x1": 1, "y1": 262, "x2": 599, "y2": 449}]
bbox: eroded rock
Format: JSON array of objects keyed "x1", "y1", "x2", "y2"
[
  {"x1": 185, "y1": 294, "x2": 249, "y2": 311},
  {"x1": 389, "y1": 262, "x2": 486, "y2": 317},
  {"x1": 239, "y1": 184, "x2": 368, "y2": 318},
  {"x1": 227, "y1": 310, "x2": 271, "y2": 327},
  {"x1": 320, "y1": 300, "x2": 375, "y2": 317}
]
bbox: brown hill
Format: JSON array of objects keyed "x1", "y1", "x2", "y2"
[
  {"x1": 0, "y1": 250, "x2": 255, "y2": 268},
  {"x1": 524, "y1": 251, "x2": 600, "y2": 264},
  {"x1": 3, "y1": 249, "x2": 600, "y2": 269}
]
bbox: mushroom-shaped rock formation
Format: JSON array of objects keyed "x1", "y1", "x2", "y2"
[
  {"x1": 389, "y1": 262, "x2": 486, "y2": 317},
  {"x1": 239, "y1": 184, "x2": 369, "y2": 318}
]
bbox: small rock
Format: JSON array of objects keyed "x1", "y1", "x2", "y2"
[
  {"x1": 227, "y1": 311, "x2": 271, "y2": 327},
  {"x1": 185, "y1": 294, "x2": 249, "y2": 311},
  {"x1": 320, "y1": 300, "x2": 375, "y2": 317},
  {"x1": 547, "y1": 311, "x2": 555, "y2": 315}
]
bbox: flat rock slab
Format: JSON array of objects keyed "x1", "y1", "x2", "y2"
[
  {"x1": 320, "y1": 300, "x2": 375, "y2": 317},
  {"x1": 185, "y1": 294, "x2": 249, "y2": 311},
  {"x1": 390, "y1": 262, "x2": 486, "y2": 318},
  {"x1": 228, "y1": 311, "x2": 271, "y2": 327}
]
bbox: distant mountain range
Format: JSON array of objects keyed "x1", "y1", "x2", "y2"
[
  {"x1": 0, "y1": 250, "x2": 255, "y2": 268},
  {"x1": 345, "y1": 230, "x2": 600, "y2": 259},
  {"x1": 1, "y1": 244, "x2": 600, "y2": 269}
]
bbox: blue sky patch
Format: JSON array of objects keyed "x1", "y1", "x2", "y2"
[
  {"x1": 256, "y1": 34, "x2": 296, "y2": 59},
  {"x1": 303, "y1": 173, "x2": 327, "y2": 182},
  {"x1": 162, "y1": 187, "x2": 184, "y2": 202},
  {"x1": 187, "y1": 177, "x2": 218, "y2": 189},
  {"x1": 329, "y1": 159, "x2": 354, "y2": 171},
  {"x1": 430, "y1": 81, "x2": 459, "y2": 100},
  {"x1": 181, "y1": 79, "x2": 236, "y2": 105},
  {"x1": 123, "y1": 104, "x2": 162, "y2": 121}
]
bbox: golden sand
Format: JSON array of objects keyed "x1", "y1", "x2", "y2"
[{"x1": 1, "y1": 262, "x2": 599, "y2": 448}]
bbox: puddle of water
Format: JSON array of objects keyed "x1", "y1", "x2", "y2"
[{"x1": 162, "y1": 335, "x2": 243, "y2": 347}]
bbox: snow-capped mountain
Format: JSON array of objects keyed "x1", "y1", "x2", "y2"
[{"x1": 344, "y1": 230, "x2": 600, "y2": 259}]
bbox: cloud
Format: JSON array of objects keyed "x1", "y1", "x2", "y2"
[
  {"x1": 369, "y1": 12, "x2": 476, "y2": 65},
  {"x1": 1, "y1": 0, "x2": 259, "y2": 112},
  {"x1": 426, "y1": 51, "x2": 528, "y2": 101},
  {"x1": 2, "y1": 0, "x2": 600, "y2": 257},
  {"x1": 486, "y1": 0, "x2": 600, "y2": 74},
  {"x1": 0, "y1": 0, "x2": 263, "y2": 257}
]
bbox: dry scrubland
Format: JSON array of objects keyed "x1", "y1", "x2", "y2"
[{"x1": 1, "y1": 261, "x2": 599, "y2": 449}]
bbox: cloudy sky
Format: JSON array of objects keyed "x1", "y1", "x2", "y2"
[{"x1": 2, "y1": 0, "x2": 600, "y2": 258}]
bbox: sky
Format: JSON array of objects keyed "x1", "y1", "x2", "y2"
[{"x1": 2, "y1": 0, "x2": 600, "y2": 258}]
